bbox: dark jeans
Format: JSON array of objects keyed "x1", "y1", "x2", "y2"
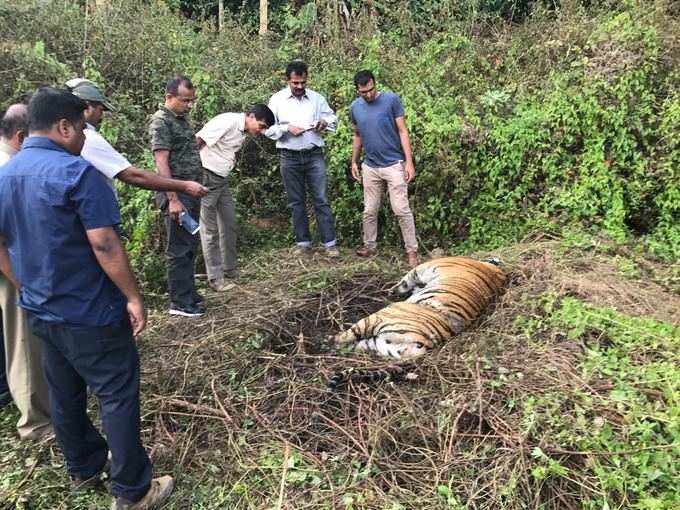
[
  {"x1": 0, "y1": 313, "x2": 8, "y2": 395},
  {"x1": 159, "y1": 193, "x2": 201, "y2": 308},
  {"x1": 279, "y1": 148, "x2": 336, "y2": 247},
  {"x1": 28, "y1": 314, "x2": 152, "y2": 502}
]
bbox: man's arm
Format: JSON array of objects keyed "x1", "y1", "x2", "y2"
[
  {"x1": 153, "y1": 150, "x2": 185, "y2": 222},
  {"x1": 117, "y1": 166, "x2": 207, "y2": 198},
  {"x1": 395, "y1": 116, "x2": 415, "y2": 183},
  {"x1": 0, "y1": 236, "x2": 20, "y2": 289},
  {"x1": 86, "y1": 226, "x2": 146, "y2": 337},
  {"x1": 351, "y1": 124, "x2": 363, "y2": 182},
  {"x1": 315, "y1": 94, "x2": 338, "y2": 133}
]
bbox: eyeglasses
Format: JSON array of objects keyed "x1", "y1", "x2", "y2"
[{"x1": 357, "y1": 86, "x2": 375, "y2": 96}]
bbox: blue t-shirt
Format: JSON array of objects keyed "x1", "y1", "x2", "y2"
[
  {"x1": 350, "y1": 91, "x2": 405, "y2": 168},
  {"x1": 0, "y1": 136, "x2": 126, "y2": 327}
]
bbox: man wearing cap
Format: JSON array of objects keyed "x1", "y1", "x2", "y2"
[
  {"x1": 65, "y1": 78, "x2": 207, "y2": 199},
  {"x1": 0, "y1": 104, "x2": 52, "y2": 440}
]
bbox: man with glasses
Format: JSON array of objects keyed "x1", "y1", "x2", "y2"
[
  {"x1": 196, "y1": 104, "x2": 275, "y2": 291},
  {"x1": 350, "y1": 70, "x2": 419, "y2": 268},
  {"x1": 149, "y1": 76, "x2": 205, "y2": 317},
  {"x1": 266, "y1": 61, "x2": 340, "y2": 257}
]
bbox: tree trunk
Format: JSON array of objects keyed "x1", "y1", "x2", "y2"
[{"x1": 259, "y1": 0, "x2": 268, "y2": 34}]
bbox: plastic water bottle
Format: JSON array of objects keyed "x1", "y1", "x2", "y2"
[{"x1": 179, "y1": 211, "x2": 200, "y2": 235}]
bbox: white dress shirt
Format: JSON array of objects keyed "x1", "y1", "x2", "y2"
[
  {"x1": 0, "y1": 140, "x2": 17, "y2": 166},
  {"x1": 266, "y1": 88, "x2": 337, "y2": 151},
  {"x1": 81, "y1": 124, "x2": 131, "y2": 193},
  {"x1": 196, "y1": 112, "x2": 246, "y2": 177}
]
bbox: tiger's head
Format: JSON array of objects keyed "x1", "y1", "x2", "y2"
[{"x1": 395, "y1": 264, "x2": 439, "y2": 296}]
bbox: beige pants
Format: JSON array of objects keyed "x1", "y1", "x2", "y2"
[
  {"x1": 0, "y1": 275, "x2": 51, "y2": 439},
  {"x1": 200, "y1": 169, "x2": 237, "y2": 281},
  {"x1": 362, "y1": 162, "x2": 418, "y2": 252}
]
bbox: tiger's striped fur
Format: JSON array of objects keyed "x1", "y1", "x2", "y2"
[
  {"x1": 334, "y1": 302, "x2": 453, "y2": 359},
  {"x1": 333, "y1": 256, "x2": 506, "y2": 362},
  {"x1": 395, "y1": 256, "x2": 506, "y2": 296}
]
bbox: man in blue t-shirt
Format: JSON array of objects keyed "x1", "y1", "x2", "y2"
[
  {"x1": 0, "y1": 88, "x2": 172, "y2": 510},
  {"x1": 349, "y1": 70, "x2": 419, "y2": 268}
]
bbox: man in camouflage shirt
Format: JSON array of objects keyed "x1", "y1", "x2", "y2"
[{"x1": 149, "y1": 75, "x2": 205, "y2": 317}]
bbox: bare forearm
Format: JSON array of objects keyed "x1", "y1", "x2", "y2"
[
  {"x1": 153, "y1": 150, "x2": 178, "y2": 202},
  {"x1": 88, "y1": 231, "x2": 141, "y2": 302},
  {"x1": 399, "y1": 129, "x2": 414, "y2": 165},
  {"x1": 119, "y1": 167, "x2": 187, "y2": 193},
  {"x1": 351, "y1": 132, "x2": 363, "y2": 165}
]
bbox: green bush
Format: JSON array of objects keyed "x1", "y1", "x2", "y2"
[{"x1": 1, "y1": 0, "x2": 678, "y2": 289}]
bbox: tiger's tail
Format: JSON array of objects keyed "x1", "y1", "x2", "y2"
[{"x1": 327, "y1": 363, "x2": 417, "y2": 390}]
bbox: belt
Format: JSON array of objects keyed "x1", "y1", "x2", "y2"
[{"x1": 279, "y1": 146, "x2": 322, "y2": 154}]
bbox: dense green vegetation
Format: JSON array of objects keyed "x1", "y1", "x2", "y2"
[{"x1": 2, "y1": 0, "x2": 679, "y2": 289}]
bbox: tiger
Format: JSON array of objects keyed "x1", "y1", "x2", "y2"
[
  {"x1": 334, "y1": 302, "x2": 454, "y2": 359},
  {"x1": 329, "y1": 256, "x2": 506, "y2": 388},
  {"x1": 395, "y1": 256, "x2": 505, "y2": 296}
]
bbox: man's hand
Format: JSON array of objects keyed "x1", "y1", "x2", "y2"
[
  {"x1": 314, "y1": 119, "x2": 328, "y2": 132},
  {"x1": 196, "y1": 136, "x2": 206, "y2": 149},
  {"x1": 127, "y1": 297, "x2": 147, "y2": 337},
  {"x1": 287, "y1": 125, "x2": 306, "y2": 136},
  {"x1": 168, "y1": 197, "x2": 185, "y2": 223},
  {"x1": 351, "y1": 161, "x2": 361, "y2": 182},
  {"x1": 404, "y1": 161, "x2": 416, "y2": 183},
  {"x1": 183, "y1": 180, "x2": 208, "y2": 198}
]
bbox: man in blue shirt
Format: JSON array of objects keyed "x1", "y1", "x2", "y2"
[
  {"x1": 350, "y1": 70, "x2": 419, "y2": 268},
  {"x1": 0, "y1": 88, "x2": 172, "y2": 510}
]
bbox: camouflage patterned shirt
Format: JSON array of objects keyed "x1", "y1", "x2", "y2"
[{"x1": 148, "y1": 106, "x2": 202, "y2": 181}]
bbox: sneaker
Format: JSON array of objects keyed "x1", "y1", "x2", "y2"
[
  {"x1": 209, "y1": 278, "x2": 236, "y2": 292},
  {"x1": 325, "y1": 246, "x2": 340, "y2": 258},
  {"x1": 292, "y1": 245, "x2": 312, "y2": 255},
  {"x1": 169, "y1": 304, "x2": 204, "y2": 317},
  {"x1": 110, "y1": 475, "x2": 174, "y2": 510},
  {"x1": 355, "y1": 246, "x2": 376, "y2": 257},
  {"x1": 192, "y1": 291, "x2": 205, "y2": 304},
  {"x1": 406, "y1": 251, "x2": 419, "y2": 268}
]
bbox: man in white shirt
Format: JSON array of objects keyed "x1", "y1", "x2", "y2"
[
  {"x1": 65, "y1": 79, "x2": 207, "y2": 199},
  {"x1": 196, "y1": 104, "x2": 275, "y2": 291},
  {"x1": 266, "y1": 61, "x2": 340, "y2": 257}
]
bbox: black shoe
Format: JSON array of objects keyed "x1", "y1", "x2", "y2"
[
  {"x1": 192, "y1": 291, "x2": 205, "y2": 304},
  {"x1": 169, "y1": 304, "x2": 205, "y2": 317},
  {"x1": 0, "y1": 391, "x2": 12, "y2": 407}
]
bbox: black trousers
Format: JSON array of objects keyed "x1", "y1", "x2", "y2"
[
  {"x1": 28, "y1": 315, "x2": 152, "y2": 502},
  {"x1": 159, "y1": 193, "x2": 201, "y2": 308}
]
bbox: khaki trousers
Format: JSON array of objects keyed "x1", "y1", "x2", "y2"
[
  {"x1": 200, "y1": 169, "x2": 237, "y2": 281},
  {"x1": 362, "y1": 162, "x2": 418, "y2": 252},
  {"x1": 0, "y1": 275, "x2": 51, "y2": 438}
]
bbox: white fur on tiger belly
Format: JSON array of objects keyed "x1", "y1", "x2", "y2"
[{"x1": 335, "y1": 256, "x2": 505, "y2": 359}]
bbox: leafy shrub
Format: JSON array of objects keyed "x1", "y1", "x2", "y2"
[{"x1": 1, "y1": 0, "x2": 678, "y2": 288}]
